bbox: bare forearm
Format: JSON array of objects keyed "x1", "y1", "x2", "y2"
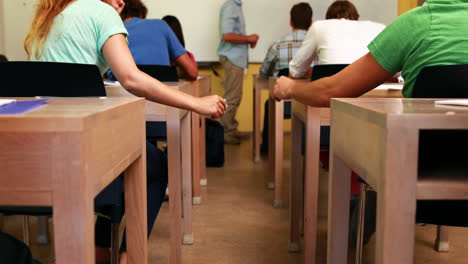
[
  {"x1": 223, "y1": 33, "x2": 250, "y2": 44},
  {"x1": 123, "y1": 70, "x2": 197, "y2": 111}
]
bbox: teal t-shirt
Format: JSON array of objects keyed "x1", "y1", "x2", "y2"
[
  {"x1": 32, "y1": 0, "x2": 128, "y2": 74},
  {"x1": 368, "y1": 0, "x2": 468, "y2": 97}
]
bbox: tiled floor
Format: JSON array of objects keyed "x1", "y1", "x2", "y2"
[{"x1": 2, "y1": 135, "x2": 468, "y2": 263}]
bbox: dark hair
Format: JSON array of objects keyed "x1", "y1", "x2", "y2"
[
  {"x1": 0, "y1": 54, "x2": 8, "y2": 62},
  {"x1": 326, "y1": 0, "x2": 360, "y2": 20},
  {"x1": 290, "y1": 3, "x2": 313, "y2": 30},
  {"x1": 121, "y1": 0, "x2": 148, "y2": 20},
  {"x1": 162, "y1": 15, "x2": 185, "y2": 48}
]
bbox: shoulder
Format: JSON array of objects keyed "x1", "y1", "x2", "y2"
[{"x1": 72, "y1": 0, "x2": 117, "y2": 16}]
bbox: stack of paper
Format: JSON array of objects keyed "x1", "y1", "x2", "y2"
[{"x1": 0, "y1": 99, "x2": 16, "y2": 107}]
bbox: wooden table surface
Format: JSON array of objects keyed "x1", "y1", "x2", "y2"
[
  {"x1": 0, "y1": 97, "x2": 147, "y2": 264},
  {"x1": 328, "y1": 98, "x2": 468, "y2": 264}
]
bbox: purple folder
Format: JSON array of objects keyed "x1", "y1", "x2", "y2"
[{"x1": 0, "y1": 99, "x2": 49, "y2": 115}]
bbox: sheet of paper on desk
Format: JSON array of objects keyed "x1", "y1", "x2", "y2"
[
  {"x1": 103, "y1": 80, "x2": 122, "y2": 87},
  {"x1": 0, "y1": 99, "x2": 48, "y2": 115},
  {"x1": 374, "y1": 84, "x2": 404, "y2": 90},
  {"x1": 0, "y1": 99, "x2": 16, "y2": 107},
  {"x1": 435, "y1": 100, "x2": 468, "y2": 107}
]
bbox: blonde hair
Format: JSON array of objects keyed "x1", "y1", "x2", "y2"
[{"x1": 24, "y1": 0, "x2": 73, "y2": 59}]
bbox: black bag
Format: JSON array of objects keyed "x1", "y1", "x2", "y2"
[
  {"x1": 0, "y1": 232, "x2": 41, "y2": 264},
  {"x1": 205, "y1": 119, "x2": 225, "y2": 167}
]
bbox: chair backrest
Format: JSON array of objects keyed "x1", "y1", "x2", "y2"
[
  {"x1": 412, "y1": 64, "x2": 468, "y2": 98},
  {"x1": 311, "y1": 64, "x2": 349, "y2": 81},
  {"x1": 0, "y1": 61, "x2": 105, "y2": 97},
  {"x1": 137, "y1": 65, "x2": 179, "y2": 82},
  {"x1": 277, "y1": 68, "x2": 289, "y2": 77},
  {"x1": 0, "y1": 54, "x2": 8, "y2": 62}
]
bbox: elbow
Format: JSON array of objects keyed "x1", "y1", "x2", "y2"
[{"x1": 119, "y1": 70, "x2": 146, "y2": 97}]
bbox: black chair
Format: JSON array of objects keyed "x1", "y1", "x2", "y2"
[
  {"x1": 137, "y1": 64, "x2": 179, "y2": 82},
  {"x1": 311, "y1": 64, "x2": 348, "y2": 81},
  {"x1": 137, "y1": 65, "x2": 179, "y2": 141},
  {"x1": 309, "y1": 64, "x2": 349, "y2": 150},
  {"x1": 412, "y1": 64, "x2": 468, "y2": 98},
  {"x1": 0, "y1": 61, "x2": 106, "y2": 97},
  {"x1": 260, "y1": 68, "x2": 292, "y2": 154},
  {"x1": 0, "y1": 61, "x2": 123, "y2": 263}
]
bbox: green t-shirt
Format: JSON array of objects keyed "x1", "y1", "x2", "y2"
[
  {"x1": 32, "y1": 0, "x2": 128, "y2": 74},
  {"x1": 368, "y1": 0, "x2": 468, "y2": 97}
]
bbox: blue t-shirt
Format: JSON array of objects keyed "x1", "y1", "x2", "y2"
[{"x1": 125, "y1": 18, "x2": 186, "y2": 65}]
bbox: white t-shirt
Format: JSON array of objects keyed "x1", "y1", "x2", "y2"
[{"x1": 289, "y1": 19, "x2": 386, "y2": 78}]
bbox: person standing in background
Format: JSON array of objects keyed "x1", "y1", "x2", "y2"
[{"x1": 217, "y1": 0, "x2": 259, "y2": 145}]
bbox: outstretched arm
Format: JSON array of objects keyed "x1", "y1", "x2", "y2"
[
  {"x1": 103, "y1": 34, "x2": 227, "y2": 118},
  {"x1": 174, "y1": 52, "x2": 198, "y2": 81},
  {"x1": 273, "y1": 53, "x2": 394, "y2": 107}
]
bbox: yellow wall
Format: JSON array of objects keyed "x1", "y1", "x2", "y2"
[{"x1": 201, "y1": 0, "x2": 418, "y2": 133}]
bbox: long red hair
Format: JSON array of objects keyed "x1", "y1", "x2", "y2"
[{"x1": 24, "y1": 0, "x2": 75, "y2": 59}]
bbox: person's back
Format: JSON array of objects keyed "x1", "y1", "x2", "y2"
[
  {"x1": 289, "y1": 0, "x2": 385, "y2": 78},
  {"x1": 125, "y1": 18, "x2": 185, "y2": 66},
  {"x1": 30, "y1": 0, "x2": 126, "y2": 74},
  {"x1": 311, "y1": 19, "x2": 385, "y2": 64},
  {"x1": 369, "y1": 0, "x2": 468, "y2": 97},
  {"x1": 259, "y1": 2, "x2": 312, "y2": 77}
]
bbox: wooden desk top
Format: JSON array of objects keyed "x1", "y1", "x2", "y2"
[
  {"x1": 332, "y1": 98, "x2": 468, "y2": 129},
  {"x1": 0, "y1": 97, "x2": 143, "y2": 132}
]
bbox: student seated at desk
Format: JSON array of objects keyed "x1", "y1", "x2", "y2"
[
  {"x1": 273, "y1": 0, "x2": 468, "y2": 103},
  {"x1": 108, "y1": 0, "x2": 198, "y2": 81},
  {"x1": 257, "y1": 2, "x2": 313, "y2": 154},
  {"x1": 25, "y1": 0, "x2": 226, "y2": 263},
  {"x1": 273, "y1": 0, "x2": 468, "y2": 239},
  {"x1": 162, "y1": 15, "x2": 199, "y2": 80},
  {"x1": 289, "y1": 0, "x2": 385, "y2": 79}
]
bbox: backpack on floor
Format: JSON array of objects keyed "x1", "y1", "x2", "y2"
[
  {"x1": 206, "y1": 119, "x2": 225, "y2": 167},
  {"x1": 0, "y1": 232, "x2": 42, "y2": 264}
]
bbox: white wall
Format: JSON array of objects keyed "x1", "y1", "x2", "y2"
[
  {"x1": 3, "y1": 0, "x2": 36, "y2": 60},
  {"x1": 0, "y1": 0, "x2": 5, "y2": 55},
  {"x1": 144, "y1": 0, "x2": 397, "y2": 63},
  {"x1": 1, "y1": 0, "x2": 397, "y2": 62}
]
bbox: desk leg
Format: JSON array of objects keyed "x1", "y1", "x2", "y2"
[
  {"x1": 124, "y1": 151, "x2": 148, "y2": 264},
  {"x1": 375, "y1": 131, "x2": 418, "y2": 264},
  {"x1": 52, "y1": 135, "x2": 95, "y2": 264},
  {"x1": 191, "y1": 112, "x2": 202, "y2": 205},
  {"x1": 303, "y1": 108, "x2": 321, "y2": 264},
  {"x1": 436, "y1": 226, "x2": 449, "y2": 252},
  {"x1": 253, "y1": 81, "x2": 261, "y2": 163},
  {"x1": 269, "y1": 98, "x2": 284, "y2": 207},
  {"x1": 167, "y1": 110, "x2": 183, "y2": 264},
  {"x1": 327, "y1": 153, "x2": 351, "y2": 264},
  {"x1": 289, "y1": 115, "x2": 303, "y2": 252},
  {"x1": 200, "y1": 117, "x2": 207, "y2": 187},
  {"x1": 183, "y1": 113, "x2": 194, "y2": 244}
]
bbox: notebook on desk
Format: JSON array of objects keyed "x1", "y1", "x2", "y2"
[{"x1": 435, "y1": 100, "x2": 468, "y2": 107}]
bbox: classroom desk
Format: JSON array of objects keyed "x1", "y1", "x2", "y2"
[
  {"x1": 106, "y1": 83, "x2": 193, "y2": 263},
  {"x1": 198, "y1": 75, "x2": 211, "y2": 187},
  {"x1": 185, "y1": 75, "x2": 211, "y2": 204},
  {"x1": 289, "y1": 88, "x2": 402, "y2": 264},
  {"x1": 252, "y1": 74, "x2": 269, "y2": 163},
  {"x1": 327, "y1": 98, "x2": 468, "y2": 264},
  {"x1": 0, "y1": 98, "x2": 147, "y2": 264}
]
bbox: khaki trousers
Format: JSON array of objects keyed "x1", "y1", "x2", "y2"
[{"x1": 219, "y1": 56, "x2": 244, "y2": 135}]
